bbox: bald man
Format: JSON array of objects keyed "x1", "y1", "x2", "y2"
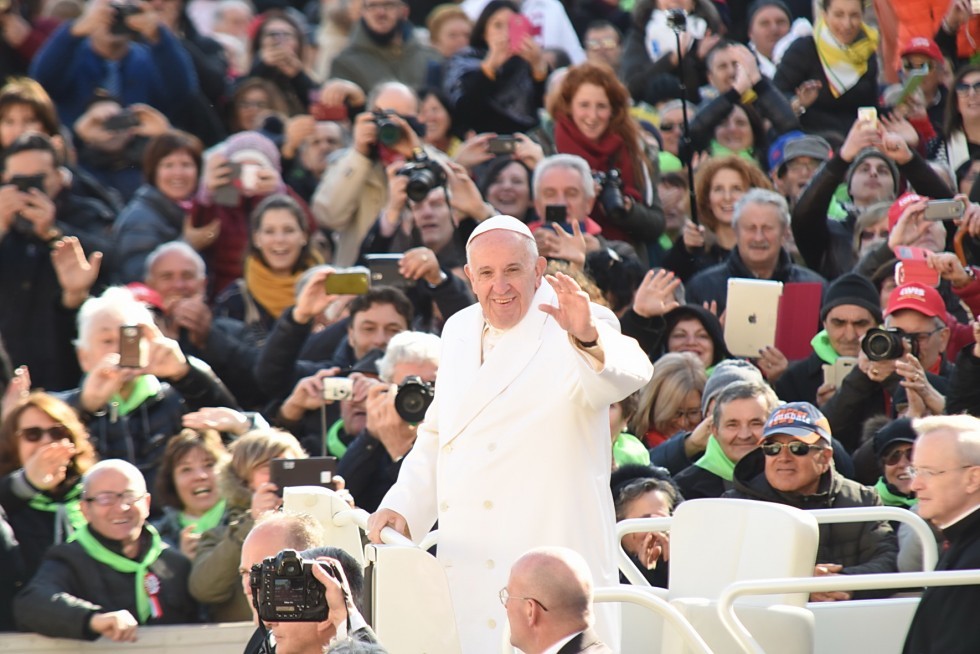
[
  {"x1": 14, "y1": 460, "x2": 197, "y2": 641},
  {"x1": 502, "y1": 547, "x2": 611, "y2": 654}
]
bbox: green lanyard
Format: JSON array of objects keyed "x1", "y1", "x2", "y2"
[
  {"x1": 72, "y1": 524, "x2": 165, "y2": 623},
  {"x1": 178, "y1": 498, "x2": 227, "y2": 533},
  {"x1": 28, "y1": 482, "x2": 87, "y2": 542}
]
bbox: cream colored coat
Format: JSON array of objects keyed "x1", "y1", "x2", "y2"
[{"x1": 379, "y1": 282, "x2": 653, "y2": 653}]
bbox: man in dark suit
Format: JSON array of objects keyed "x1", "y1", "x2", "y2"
[{"x1": 502, "y1": 547, "x2": 612, "y2": 654}]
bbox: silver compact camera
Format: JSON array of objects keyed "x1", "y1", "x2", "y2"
[{"x1": 322, "y1": 377, "x2": 354, "y2": 402}]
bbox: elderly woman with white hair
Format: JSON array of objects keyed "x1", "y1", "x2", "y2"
[{"x1": 58, "y1": 287, "x2": 237, "y2": 497}]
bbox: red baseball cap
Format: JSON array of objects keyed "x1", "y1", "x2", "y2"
[
  {"x1": 126, "y1": 282, "x2": 165, "y2": 312},
  {"x1": 884, "y1": 282, "x2": 946, "y2": 318},
  {"x1": 900, "y1": 37, "x2": 943, "y2": 64},
  {"x1": 888, "y1": 192, "x2": 929, "y2": 231}
]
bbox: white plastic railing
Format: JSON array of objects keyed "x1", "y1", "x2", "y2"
[
  {"x1": 329, "y1": 504, "x2": 417, "y2": 547},
  {"x1": 717, "y1": 570, "x2": 980, "y2": 654},
  {"x1": 499, "y1": 585, "x2": 713, "y2": 654},
  {"x1": 615, "y1": 516, "x2": 674, "y2": 587},
  {"x1": 808, "y1": 506, "x2": 939, "y2": 571}
]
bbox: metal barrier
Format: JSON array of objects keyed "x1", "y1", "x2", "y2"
[{"x1": 717, "y1": 570, "x2": 980, "y2": 654}]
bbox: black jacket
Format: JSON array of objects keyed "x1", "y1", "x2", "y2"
[
  {"x1": 13, "y1": 527, "x2": 197, "y2": 639},
  {"x1": 337, "y1": 429, "x2": 405, "y2": 513},
  {"x1": 685, "y1": 247, "x2": 827, "y2": 315},
  {"x1": 689, "y1": 78, "x2": 799, "y2": 155},
  {"x1": 946, "y1": 344, "x2": 980, "y2": 416},
  {"x1": 674, "y1": 463, "x2": 731, "y2": 500},
  {"x1": 775, "y1": 351, "x2": 825, "y2": 404},
  {"x1": 903, "y1": 506, "x2": 980, "y2": 653},
  {"x1": 0, "y1": 505, "x2": 24, "y2": 632},
  {"x1": 661, "y1": 236, "x2": 730, "y2": 283},
  {"x1": 725, "y1": 448, "x2": 898, "y2": 598},
  {"x1": 791, "y1": 151, "x2": 953, "y2": 281}
]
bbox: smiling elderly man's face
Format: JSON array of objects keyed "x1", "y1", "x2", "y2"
[{"x1": 464, "y1": 230, "x2": 546, "y2": 330}]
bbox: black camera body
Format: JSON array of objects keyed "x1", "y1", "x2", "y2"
[
  {"x1": 594, "y1": 169, "x2": 627, "y2": 221},
  {"x1": 666, "y1": 9, "x2": 687, "y2": 32},
  {"x1": 249, "y1": 549, "x2": 335, "y2": 622},
  {"x1": 110, "y1": 2, "x2": 142, "y2": 35},
  {"x1": 373, "y1": 110, "x2": 402, "y2": 147},
  {"x1": 861, "y1": 327, "x2": 920, "y2": 362},
  {"x1": 397, "y1": 152, "x2": 447, "y2": 202},
  {"x1": 395, "y1": 375, "x2": 435, "y2": 423}
]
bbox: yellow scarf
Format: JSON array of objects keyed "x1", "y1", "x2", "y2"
[
  {"x1": 814, "y1": 18, "x2": 879, "y2": 98},
  {"x1": 244, "y1": 254, "x2": 317, "y2": 319}
]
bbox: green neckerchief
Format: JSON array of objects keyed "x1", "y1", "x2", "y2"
[
  {"x1": 829, "y1": 184, "x2": 851, "y2": 221},
  {"x1": 72, "y1": 523, "x2": 165, "y2": 623},
  {"x1": 694, "y1": 435, "x2": 736, "y2": 481},
  {"x1": 613, "y1": 431, "x2": 651, "y2": 467},
  {"x1": 874, "y1": 477, "x2": 917, "y2": 508},
  {"x1": 658, "y1": 232, "x2": 673, "y2": 251},
  {"x1": 325, "y1": 419, "x2": 348, "y2": 458},
  {"x1": 110, "y1": 375, "x2": 162, "y2": 417},
  {"x1": 709, "y1": 140, "x2": 756, "y2": 164},
  {"x1": 178, "y1": 498, "x2": 226, "y2": 534},
  {"x1": 28, "y1": 482, "x2": 87, "y2": 542},
  {"x1": 811, "y1": 330, "x2": 839, "y2": 365}
]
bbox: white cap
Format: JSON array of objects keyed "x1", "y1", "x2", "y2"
[{"x1": 465, "y1": 215, "x2": 534, "y2": 248}]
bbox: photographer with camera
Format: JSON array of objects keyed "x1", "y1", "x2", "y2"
[
  {"x1": 29, "y1": 0, "x2": 197, "y2": 129},
  {"x1": 313, "y1": 82, "x2": 443, "y2": 267},
  {"x1": 337, "y1": 331, "x2": 439, "y2": 512}
]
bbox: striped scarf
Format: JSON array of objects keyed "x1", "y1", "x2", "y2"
[{"x1": 814, "y1": 19, "x2": 879, "y2": 97}]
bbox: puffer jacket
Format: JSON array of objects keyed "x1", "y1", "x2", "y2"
[
  {"x1": 187, "y1": 460, "x2": 253, "y2": 622},
  {"x1": 112, "y1": 183, "x2": 186, "y2": 284},
  {"x1": 724, "y1": 448, "x2": 898, "y2": 598}
]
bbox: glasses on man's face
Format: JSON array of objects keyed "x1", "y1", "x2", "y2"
[
  {"x1": 498, "y1": 587, "x2": 548, "y2": 611},
  {"x1": 901, "y1": 61, "x2": 933, "y2": 73},
  {"x1": 785, "y1": 159, "x2": 819, "y2": 175},
  {"x1": 902, "y1": 326, "x2": 944, "y2": 346},
  {"x1": 859, "y1": 228, "x2": 889, "y2": 242},
  {"x1": 761, "y1": 441, "x2": 826, "y2": 457},
  {"x1": 908, "y1": 465, "x2": 975, "y2": 480},
  {"x1": 586, "y1": 37, "x2": 618, "y2": 50},
  {"x1": 18, "y1": 424, "x2": 71, "y2": 443},
  {"x1": 883, "y1": 445, "x2": 914, "y2": 466},
  {"x1": 955, "y1": 81, "x2": 980, "y2": 96},
  {"x1": 83, "y1": 491, "x2": 146, "y2": 507}
]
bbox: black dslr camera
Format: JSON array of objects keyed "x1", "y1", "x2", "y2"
[
  {"x1": 397, "y1": 151, "x2": 447, "y2": 202},
  {"x1": 395, "y1": 375, "x2": 435, "y2": 423},
  {"x1": 861, "y1": 327, "x2": 919, "y2": 362},
  {"x1": 594, "y1": 169, "x2": 627, "y2": 221},
  {"x1": 249, "y1": 549, "x2": 337, "y2": 622},
  {"x1": 373, "y1": 110, "x2": 403, "y2": 147}
]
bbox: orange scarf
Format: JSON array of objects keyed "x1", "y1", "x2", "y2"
[{"x1": 244, "y1": 253, "x2": 319, "y2": 319}]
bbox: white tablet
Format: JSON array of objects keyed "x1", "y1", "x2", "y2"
[{"x1": 723, "y1": 278, "x2": 784, "y2": 358}]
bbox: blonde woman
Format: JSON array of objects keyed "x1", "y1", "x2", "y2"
[{"x1": 632, "y1": 352, "x2": 707, "y2": 448}]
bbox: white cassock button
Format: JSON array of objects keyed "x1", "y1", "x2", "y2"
[
  {"x1": 483, "y1": 500, "x2": 493, "y2": 509},
  {"x1": 440, "y1": 502, "x2": 449, "y2": 512},
  {"x1": 488, "y1": 619, "x2": 497, "y2": 629},
  {"x1": 486, "y1": 559, "x2": 495, "y2": 569},
  {"x1": 488, "y1": 443, "x2": 496, "y2": 452},
  {"x1": 443, "y1": 444, "x2": 453, "y2": 453}
]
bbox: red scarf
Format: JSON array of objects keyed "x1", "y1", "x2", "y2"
[{"x1": 553, "y1": 116, "x2": 642, "y2": 242}]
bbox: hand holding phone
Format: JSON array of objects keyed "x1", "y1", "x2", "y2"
[{"x1": 508, "y1": 13, "x2": 533, "y2": 53}]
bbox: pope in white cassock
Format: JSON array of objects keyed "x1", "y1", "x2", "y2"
[{"x1": 367, "y1": 215, "x2": 653, "y2": 653}]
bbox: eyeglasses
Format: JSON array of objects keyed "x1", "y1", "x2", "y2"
[
  {"x1": 659, "y1": 121, "x2": 679, "y2": 132},
  {"x1": 499, "y1": 587, "x2": 548, "y2": 611},
  {"x1": 882, "y1": 445, "x2": 914, "y2": 466},
  {"x1": 903, "y1": 326, "x2": 944, "y2": 345},
  {"x1": 908, "y1": 465, "x2": 976, "y2": 480},
  {"x1": 586, "y1": 37, "x2": 618, "y2": 50},
  {"x1": 785, "y1": 159, "x2": 819, "y2": 175},
  {"x1": 363, "y1": 1, "x2": 401, "y2": 10},
  {"x1": 901, "y1": 61, "x2": 933, "y2": 72},
  {"x1": 83, "y1": 491, "x2": 146, "y2": 507},
  {"x1": 955, "y1": 81, "x2": 980, "y2": 96},
  {"x1": 238, "y1": 100, "x2": 269, "y2": 110},
  {"x1": 18, "y1": 424, "x2": 71, "y2": 443},
  {"x1": 761, "y1": 441, "x2": 826, "y2": 457},
  {"x1": 859, "y1": 228, "x2": 889, "y2": 242}
]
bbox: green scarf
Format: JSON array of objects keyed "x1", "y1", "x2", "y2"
[
  {"x1": 28, "y1": 482, "x2": 87, "y2": 542},
  {"x1": 694, "y1": 435, "x2": 736, "y2": 481},
  {"x1": 72, "y1": 524, "x2": 165, "y2": 623},
  {"x1": 874, "y1": 477, "x2": 917, "y2": 508},
  {"x1": 325, "y1": 419, "x2": 348, "y2": 458},
  {"x1": 709, "y1": 140, "x2": 756, "y2": 164},
  {"x1": 111, "y1": 375, "x2": 162, "y2": 417},
  {"x1": 811, "y1": 330, "x2": 839, "y2": 365},
  {"x1": 613, "y1": 431, "x2": 651, "y2": 467},
  {"x1": 177, "y1": 498, "x2": 227, "y2": 533}
]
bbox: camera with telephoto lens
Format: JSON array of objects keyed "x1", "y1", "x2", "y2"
[
  {"x1": 397, "y1": 151, "x2": 447, "y2": 203},
  {"x1": 395, "y1": 375, "x2": 434, "y2": 423},
  {"x1": 594, "y1": 169, "x2": 627, "y2": 221},
  {"x1": 249, "y1": 549, "x2": 337, "y2": 622},
  {"x1": 666, "y1": 9, "x2": 687, "y2": 32},
  {"x1": 373, "y1": 110, "x2": 403, "y2": 147},
  {"x1": 861, "y1": 327, "x2": 920, "y2": 362}
]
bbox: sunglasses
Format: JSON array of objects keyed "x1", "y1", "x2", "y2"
[
  {"x1": 18, "y1": 424, "x2": 72, "y2": 443},
  {"x1": 659, "y1": 121, "x2": 679, "y2": 132},
  {"x1": 955, "y1": 81, "x2": 980, "y2": 95},
  {"x1": 761, "y1": 441, "x2": 825, "y2": 457},
  {"x1": 883, "y1": 445, "x2": 914, "y2": 466}
]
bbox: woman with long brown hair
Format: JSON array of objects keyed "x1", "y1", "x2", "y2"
[
  {"x1": 0, "y1": 392, "x2": 96, "y2": 577},
  {"x1": 550, "y1": 61, "x2": 664, "y2": 263}
]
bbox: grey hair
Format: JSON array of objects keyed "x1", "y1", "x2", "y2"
[
  {"x1": 76, "y1": 286, "x2": 155, "y2": 349},
  {"x1": 914, "y1": 415, "x2": 980, "y2": 464},
  {"x1": 83, "y1": 459, "x2": 147, "y2": 495},
  {"x1": 732, "y1": 188, "x2": 790, "y2": 230},
  {"x1": 145, "y1": 241, "x2": 206, "y2": 280},
  {"x1": 658, "y1": 99, "x2": 698, "y2": 117},
  {"x1": 376, "y1": 331, "x2": 440, "y2": 383},
  {"x1": 532, "y1": 154, "x2": 597, "y2": 200},
  {"x1": 711, "y1": 380, "x2": 780, "y2": 428},
  {"x1": 215, "y1": 0, "x2": 254, "y2": 19},
  {"x1": 884, "y1": 314, "x2": 947, "y2": 331}
]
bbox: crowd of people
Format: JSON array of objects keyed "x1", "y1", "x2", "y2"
[{"x1": 1, "y1": 0, "x2": 980, "y2": 650}]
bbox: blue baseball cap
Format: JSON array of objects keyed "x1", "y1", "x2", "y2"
[{"x1": 763, "y1": 402, "x2": 832, "y2": 445}]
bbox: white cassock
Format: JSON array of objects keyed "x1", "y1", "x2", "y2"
[{"x1": 379, "y1": 282, "x2": 654, "y2": 653}]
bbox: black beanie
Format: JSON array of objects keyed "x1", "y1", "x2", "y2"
[
  {"x1": 845, "y1": 148, "x2": 900, "y2": 197},
  {"x1": 873, "y1": 418, "x2": 917, "y2": 459},
  {"x1": 747, "y1": 0, "x2": 792, "y2": 27},
  {"x1": 820, "y1": 272, "x2": 883, "y2": 323}
]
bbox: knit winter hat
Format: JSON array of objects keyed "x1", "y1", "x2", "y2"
[
  {"x1": 845, "y1": 148, "x2": 900, "y2": 197},
  {"x1": 700, "y1": 359, "x2": 764, "y2": 415},
  {"x1": 819, "y1": 272, "x2": 883, "y2": 323},
  {"x1": 223, "y1": 130, "x2": 281, "y2": 171}
]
